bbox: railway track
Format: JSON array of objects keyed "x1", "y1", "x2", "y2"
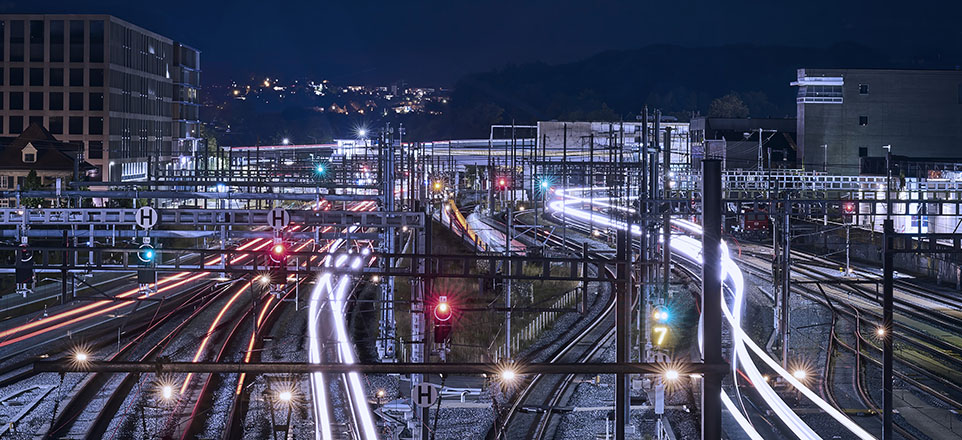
[
  {"x1": 490, "y1": 203, "x2": 628, "y2": 439},
  {"x1": 44, "y1": 280, "x2": 236, "y2": 439},
  {"x1": 737, "y1": 245, "x2": 962, "y2": 438}
]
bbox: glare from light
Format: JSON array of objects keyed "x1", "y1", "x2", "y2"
[
  {"x1": 500, "y1": 368, "x2": 517, "y2": 382},
  {"x1": 876, "y1": 326, "x2": 886, "y2": 337},
  {"x1": 161, "y1": 385, "x2": 174, "y2": 400},
  {"x1": 358, "y1": 129, "x2": 367, "y2": 138},
  {"x1": 278, "y1": 390, "x2": 292, "y2": 402},
  {"x1": 282, "y1": 138, "x2": 290, "y2": 145},
  {"x1": 76, "y1": 352, "x2": 88, "y2": 362},
  {"x1": 665, "y1": 369, "x2": 680, "y2": 381},
  {"x1": 793, "y1": 369, "x2": 807, "y2": 380}
]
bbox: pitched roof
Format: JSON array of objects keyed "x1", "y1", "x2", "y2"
[{"x1": 0, "y1": 123, "x2": 92, "y2": 172}]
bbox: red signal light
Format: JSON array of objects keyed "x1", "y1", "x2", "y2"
[
  {"x1": 434, "y1": 295, "x2": 452, "y2": 322},
  {"x1": 842, "y1": 201, "x2": 856, "y2": 215},
  {"x1": 269, "y1": 241, "x2": 287, "y2": 264}
]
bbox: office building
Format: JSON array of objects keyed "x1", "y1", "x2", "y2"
[
  {"x1": 0, "y1": 14, "x2": 201, "y2": 181},
  {"x1": 793, "y1": 68, "x2": 962, "y2": 174}
]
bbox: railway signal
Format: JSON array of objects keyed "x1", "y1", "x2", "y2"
[
  {"x1": 269, "y1": 241, "x2": 287, "y2": 264},
  {"x1": 652, "y1": 306, "x2": 670, "y2": 346},
  {"x1": 266, "y1": 239, "x2": 289, "y2": 295},
  {"x1": 137, "y1": 238, "x2": 156, "y2": 285},
  {"x1": 842, "y1": 200, "x2": 856, "y2": 223},
  {"x1": 137, "y1": 244, "x2": 156, "y2": 264},
  {"x1": 433, "y1": 295, "x2": 453, "y2": 343},
  {"x1": 15, "y1": 243, "x2": 33, "y2": 285}
]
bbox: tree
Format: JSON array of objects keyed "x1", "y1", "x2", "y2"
[
  {"x1": 708, "y1": 92, "x2": 750, "y2": 118},
  {"x1": 20, "y1": 170, "x2": 45, "y2": 208}
]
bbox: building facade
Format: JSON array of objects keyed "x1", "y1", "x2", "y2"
[
  {"x1": 793, "y1": 68, "x2": 962, "y2": 174},
  {"x1": 0, "y1": 122, "x2": 95, "y2": 207},
  {"x1": 0, "y1": 14, "x2": 200, "y2": 182}
]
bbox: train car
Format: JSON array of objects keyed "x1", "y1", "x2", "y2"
[{"x1": 737, "y1": 205, "x2": 771, "y2": 236}]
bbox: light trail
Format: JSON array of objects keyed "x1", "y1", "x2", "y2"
[
  {"x1": 0, "y1": 236, "x2": 271, "y2": 348},
  {"x1": 307, "y1": 200, "x2": 378, "y2": 440},
  {"x1": 550, "y1": 187, "x2": 876, "y2": 440}
]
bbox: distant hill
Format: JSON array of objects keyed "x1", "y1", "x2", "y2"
[{"x1": 442, "y1": 43, "x2": 960, "y2": 137}]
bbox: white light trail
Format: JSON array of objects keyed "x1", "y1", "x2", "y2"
[
  {"x1": 308, "y1": 272, "x2": 334, "y2": 440},
  {"x1": 551, "y1": 187, "x2": 876, "y2": 440},
  {"x1": 308, "y1": 229, "x2": 379, "y2": 440}
]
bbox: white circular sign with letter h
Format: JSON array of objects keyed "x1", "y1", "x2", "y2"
[
  {"x1": 267, "y1": 207, "x2": 290, "y2": 230},
  {"x1": 135, "y1": 206, "x2": 158, "y2": 229},
  {"x1": 413, "y1": 383, "x2": 438, "y2": 408}
]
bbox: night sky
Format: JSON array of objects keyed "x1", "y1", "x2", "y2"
[{"x1": 10, "y1": 0, "x2": 962, "y2": 86}]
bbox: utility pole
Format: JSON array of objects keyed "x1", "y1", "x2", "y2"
[
  {"x1": 701, "y1": 159, "x2": 723, "y2": 440},
  {"x1": 615, "y1": 228, "x2": 630, "y2": 440},
  {"x1": 780, "y1": 191, "x2": 791, "y2": 369},
  {"x1": 663, "y1": 126, "x2": 672, "y2": 296},
  {"x1": 378, "y1": 127, "x2": 398, "y2": 361},
  {"x1": 882, "y1": 219, "x2": 894, "y2": 440}
]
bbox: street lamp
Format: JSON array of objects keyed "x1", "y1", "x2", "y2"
[
  {"x1": 267, "y1": 385, "x2": 298, "y2": 440},
  {"x1": 161, "y1": 385, "x2": 174, "y2": 401},
  {"x1": 282, "y1": 138, "x2": 290, "y2": 145},
  {"x1": 500, "y1": 367, "x2": 517, "y2": 382},
  {"x1": 664, "y1": 369, "x2": 680, "y2": 381},
  {"x1": 876, "y1": 325, "x2": 887, "y2": 339}
]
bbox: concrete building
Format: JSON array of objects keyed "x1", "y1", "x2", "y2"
[
  {"x1": 792, "y1": 68, "x2": 962, "y2": 174},
  {"x1": 689, "y1": 117, "x2": 797, "y2": 170},
  {"x1": 0, "y1": 14, "x2": 201, "y2": 182}
]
